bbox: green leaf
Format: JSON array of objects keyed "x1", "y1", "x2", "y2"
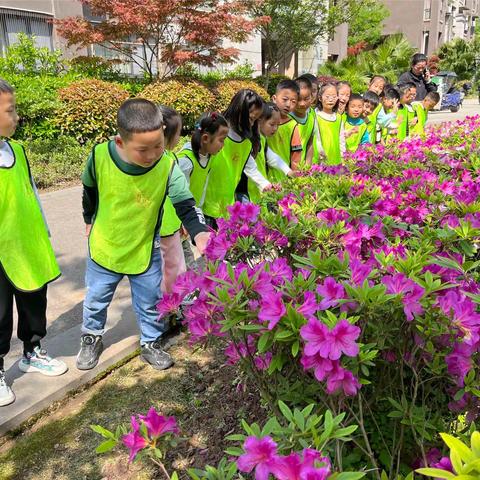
[
  {"x1": 278, "y1": 400, "x2": 294, "y2": 422},
  {"x1": 471, "y1": 431, "x2": 480, "y2": 457},
  {"x1": 330, "y1": 473, "x2": 366, "y2": 480},
  {"x1": 90, "y1": 424, "x2": 115, "y2": 439},
  {"x1": 95, "y1": 438, "x2": 117, "y2": 454},
  {"x1": 415, "y1": 467, "x2": 455, "y2": 479},
  {"x1": 441, "y1": 433, "x2": 475, "y2": 464},
  {"x1": 224, "y1": 447, "x2": 244, "y2": 457}
]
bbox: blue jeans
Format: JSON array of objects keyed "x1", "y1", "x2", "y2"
[{"x1": 82, "y1": 239, "x2": 166, "y2": 344}]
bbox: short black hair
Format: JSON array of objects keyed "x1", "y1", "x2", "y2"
[
  {"x1": 117, "y1": 98, "x2": 163, "y2": 140},
  {"x1": 383, "y1": 87, "x2": 400, "y2": 101},
  {"x1": 158, "y1": 105, "x2": 182, "y2": 147},
  {"x1": 397, "y1": 82, "x2": 416, "y2": 95},
  {"x1": 369, "y1": 75, "x2": 386, "y2": 85},
  {"x1": 363, "y1": 91, "x2": 380, "y2": 108},
  {"x1": 295, "y1": 76, "x2": 313, "y2": 92},
  {"x1": 425, "y1": 91, "x2": 440, "y2": 103},
  {"x1": 191, "y1": 111, "x2": 228, "y2": 159},
  {"x1": 275, "y1": 79, "x2": 300, "y2": 95},
  {"x1": 412, "y1": 53, "x2": 428, "y2": 66},
  {"x1": 298, "y1": 73, "x2": 318, "y2": 85},
  {"x1": 260, "y1": 101, "x2": 280, "y2": 120},
  {"x1": 0, "y1": 78, "x2": 14, "y2": 94},
  {"x1": 348, "y1": 93, "x2": 364, "y2": 103}
]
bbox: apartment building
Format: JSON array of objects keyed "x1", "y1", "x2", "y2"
[{"x1": 382, "y1": 0, "x2": 479, "y2": 55}]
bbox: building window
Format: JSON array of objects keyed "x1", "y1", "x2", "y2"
[
  {"x1": 422, "y1": 31, "x2": 430, "y2": 54},
  {"x1": 0, "y1": 8, "x2": 53, "y2": 54},
  {"x1": 424, "y1": 0, "x2": 432, "y2": 20}
]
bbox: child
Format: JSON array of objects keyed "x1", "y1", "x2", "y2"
[
  {"x1": 368, "y1": 75, "x2": 386, "y2": 96},
  {"x1": 290, "y1": 76, "x2": 316, "y2": 166},
  {"x1": 362, "y1": 91, "x2": 381, "y2": 144},
  {"x1": 300, "y1": 73, "x2": 319, "y2": 102},
  {"x1": 158, "y1": 106, "x2": 187, "y2": 294},
  {"x1": 0, "y1": 79, "x2": 67, "y2": 406},
  {"x1": 411, "y1": 91, "x2": 440, "y2": 136},
  {"x1": 268, "y1": 79, "x2": 303, "y2": 180},
  {"x1": 336, "y1": 81, "x2": 352, "y2": 115},
  {"x1": 315, "y1": 82, "x2": 345, "y2": 165},
  {"x1": 249, "y1": 102, "x2": 293, "y2": 203},
  {"x1": 378, "y1": 87, "x2": 401, "y2": 143},
  {"x1": 78, "y1": 99, "x2": 211, "y2": 372},
  {"x1": 396, "y1": 82, "x2": 417, "y2": 140},
  {"x1": 343, "y1": 94, "x2": 370, "y2": 153},
  {"x1": 202, "y1": 89, "x2": 271, "y2": 225}
]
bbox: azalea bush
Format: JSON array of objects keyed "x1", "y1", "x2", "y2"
[{"x1": 159, "y1": 116, "x2": 480, "y2": 478}]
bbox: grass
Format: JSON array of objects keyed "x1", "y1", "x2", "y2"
[{"x1": 0, "y1": 338, "x2": 264, "y2": 480}]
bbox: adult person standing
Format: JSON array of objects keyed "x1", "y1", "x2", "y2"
[{"x1": 398, "y1": 53, "x2": 438, "y2": 101}]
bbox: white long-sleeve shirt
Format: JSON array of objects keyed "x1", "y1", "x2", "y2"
[
  {"x1": 315, "y1": 110, "x2": 346, "y2": 155},
  {"x1": 265, "y1": 147, "x2": 292, "y2": 175}
]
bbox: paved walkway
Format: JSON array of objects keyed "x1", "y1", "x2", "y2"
[
  {"x1": 0, "y1": 186, "x2": 140, "y2": 435},
  {"x1": 429, "y1": 97, "x2": 479, "y2": 124}
]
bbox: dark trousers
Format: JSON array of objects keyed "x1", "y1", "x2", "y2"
[{"x1": 0, "y1": 267, "x2": 47, "y2": 368}]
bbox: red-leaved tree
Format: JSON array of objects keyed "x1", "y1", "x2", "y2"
[{"x1": 55, "y1": 0, "x2": 268, "y2": 80}]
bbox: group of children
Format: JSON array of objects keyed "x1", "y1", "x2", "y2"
[{"x1": 0, "y1": 71, "x2": 441, "y2": 407}]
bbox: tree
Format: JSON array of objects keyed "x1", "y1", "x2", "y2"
[
  {"x1": 55, "y1": 0, "x2": 267, "y2": 81},
  {"x1": 249, "y1": 0, "x2": 372, "y2": 81},
  {"x1": 437, "y1": 36, "x2": 480, "y2": 80},
  {"x1": 347, "y1": 0, "x2": 389, "y2": 47}
]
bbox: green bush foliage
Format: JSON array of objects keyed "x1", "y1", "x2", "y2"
[
  {"x1": 254, "y1": 73, "x2": 290, "y2": 96},
  {"x1": 139, "y1": 79, "x2": 215, "y2": 130},
  {"x1": 56, "y1": 79, "x2": 129, "y2": 144},
  {"x1": 214, "y1": 79, "x2": 269, "y2": 111},
  {"x1": 26, "y1": 136, "x2": 92, "y2": 189}
]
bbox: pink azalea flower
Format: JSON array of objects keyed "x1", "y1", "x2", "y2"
[
  {"x1": 271, "y1": 452, "x2": 304, "y2": 480},
  {"x1": 254, "y1": 352, "x2": 273, "y2": 370},
  {"x1": 326, "y1": 365, "x2": 361, "y2": 396},
  {"x1": 316, "y1": 277, "x2": 345, "y2": 310},
  {"x1": 297, "y1": 291, "x2": 319, "y2": 319},
  {"x1": 141, "y1": 408, "x2": 179, "y2": 438},
  {"x1": 317, "y1": 208, "x2": 349, "y2": 226},
  {"x1": 122, "y1": 416, "x2": 148, "y2": 462},
  {"x1": 300, "y1": 319, "x2": 329, "y2": 357},
  {"x1": 237, "y1": 436, "x2": 279, "y2": 480},
  {"x1": 300, "y1": 353, "x2": 337, "y2": 381},
  {"x1": 157, "y1": 292, "x2": 183, "y2": 315},
  {"x1": 327, "y1": 320, "x2": 361, "y2": 360},
  {"x1": 349, "y1": 258, "x2": 372, "y2": 286},
  {"x1": 382, "y1": 273, "x2": 424, "y2": 321},
  {"x1": 253, "y1": 270, "x2": 276, "y2": 297},
  {"x1": 258, "y1": 292, "x2": 286, "y2": 330},
  {"x1": 189, "y1": 316, "x2": 223, "y2": 343},
  {"x1": 269, "y1": 258, "x2": 293, "y2": 286}
]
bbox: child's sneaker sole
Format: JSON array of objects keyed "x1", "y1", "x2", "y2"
[
  {"x1": 18, "y1": 360, "x2": 68, "y2": 377},
  {"x1": 0, "y1": 390, "x2": 15, "y2": 407}
]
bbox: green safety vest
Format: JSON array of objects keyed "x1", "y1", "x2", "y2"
[
  {"x1": 411, "y1": 102, "x2": 428, "y2": 136},
  {"x1": 0, "y1": 141, "x2": 60, "y2": 291},
  {"x1": 291, "y1": 109, "x2": 315, "y2": 166},
  {"x1": 316, "y1": 112, "x2": 342, "y2": 165},
  {"x1": 396, "y1": 107, "x2": 409, "y2": 141},
  {"x1": 203, "y1": 135, "x2": 252, "y2": 219},
  {"x1": 89, "y1": 141, "x2": 173, "y2": 274},
  {"x1": 267, "y1": 117, "x2": 297, "y2": 182},
  {"x1": 367, "y1": 104, "x2": 381, "y2": 143},
  {"x1": 344, "y1": 119, "x2": 368, "y2": 153},
  {"x1": 248, "y1": 135, "x2": 268, "y2": 204},
  {"x1": 311, "y1": 109, "x2": 322, "y2": 164},
  {"x1": 160, "y1": 151, "x2": 182, "y2": 237}
]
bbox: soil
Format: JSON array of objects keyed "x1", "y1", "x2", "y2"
[{"x1": 0, "y1": 335, "x2": 266, "y2": 480}]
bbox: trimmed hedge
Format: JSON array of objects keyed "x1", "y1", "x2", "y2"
[{"x1": 213, "y1": 80, "x2": 269, "y2": 111}]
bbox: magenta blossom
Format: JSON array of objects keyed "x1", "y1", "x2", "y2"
[
  {"x1": 326, "y1": 365, "x2": 361, "y2": 396},
  {"x1": 382, "y1": 273, "x2": 424, "y2": 321},
  {"x1": 141, "y1": 408, "x2": 179, "y2": 438},
  {"x1": 237, "y1": 436, "x2": 279, "y2": 480},
  {"x1": 301, "y1": 354, "x2": 337, "y2": 381},
  {"x1": 157, "y1": 292, "x2": 183, "y2": 315},
  {"x1": 297, "y1": 291, "x2": 319, "y2": 319},
  {"x1": 122, "y1": 416, "x2": 148, "y2": 462},
  {"x1": 258, "y1": 292, "x2": 287, "y2": 330},
  {"x1": 317, "y1": 277, "x2": 345, "y2": 310}
]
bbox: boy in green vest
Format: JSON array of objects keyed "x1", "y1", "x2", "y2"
[
  {"x1": 268, "y1": 79, "x2": 303, "y2": 181},
  {"x1": 290, "y1": 76, "x2": 317, "y2": 166},
  {"x1": 362, "y1": 91, "x2": 381, "y2": 144},
  {"x1": 378, "y1": 87, "x2": 401, "y2": 143},
  {"x1": 0, "y1": 79, "x2": 67, "y2": 406},
  {"x1": 411, "y1": 91, "x2": 440, "y2": 136},
  {"x1": 78, "y1": 99, "x2": 211, "y2": 372},
  {"x1": 396, "y1": 82, "x2": 417, "y2": 141},
  {"x1": 344, "y1": 94, "x2": 370, "y2": 153}
]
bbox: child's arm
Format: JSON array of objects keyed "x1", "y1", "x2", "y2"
[
  {"x1": 290, "y1": 126, "x2": 303, "y2": 170},
  {"x1": 339, "y1": 121, "x2": 346, "y2": 155},
  {"x1": 81, "y1": 153, "x2": 98, "y2": 237},
  {"x1": 244, "y1": 154, "x2": 272, "y2": 191},
  {"x1": 178, "y1": 155, "x2": 194, "y2": 186},
  {"x1": 266, "y1": 147, "x2": 292, "y2": 176},
  {"x1": 168, "y1": 164, "x2": 210, "y2": 253}
]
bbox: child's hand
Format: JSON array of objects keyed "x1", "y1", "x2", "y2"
[
  {"x1": 345, "y1": 127, "x2": 359, "y2": 137},
  {"x1": 287, "y1": 170, "x2": 298, "y2": 178},
  {"x1": 392, "y1": 99, "x2": 399, "y2": 113},
  {"x1": 262, "y1": 183, "x2": 274, "y2": 192},
  {"x1": 411, "y1": 118, "x2": 418, "y2": 126},
  {"x1": 85, "y1": 224, "x2": 92, "y2": 237},
  {"x1": 390, "y1": 128, "x2": 398, "y2": 135},
  {"x1": 194, "y1": 231, "x2": 211, "y2": 255}
]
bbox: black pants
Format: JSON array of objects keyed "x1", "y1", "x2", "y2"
[{"x1": 0, "y1": 267, "x2": 47, "y2": 368}]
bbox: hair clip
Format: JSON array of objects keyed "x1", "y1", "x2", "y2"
[
  {"x1": 210, "y1": 111, "x2": 219, "y2": 120},
  {"x1": 194, "y1": 122, "x2": 202, "y2": 130}
]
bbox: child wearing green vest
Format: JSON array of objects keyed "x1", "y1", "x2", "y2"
[
  {"x1": 411, "y1": 91, "x2": 440, "y2": 136},
  {"x1": 378, "y1": 87, "x2": 401, "y2": 143},
  {"x1": 315, "y1": 82, "x2": 346, "y2": 165},
  {"x1": 362, "y1": 91, "x2": 381, "y2": 144},
  {"x1": 336, "y1": 81, "x2": 352, "y2": 116},
  {"x1": 268, "y1": 80, "x2": 303, "y2": 181},
  {"x1": 0, "y1": 79, "x2": 67, "y2": 406},
  {"x1": 344, "y1": 94, "x2": 370, "y2": 153},
  {"x1": 158, "y1": 106, "x2": 188, "y2": 294},
  {"x1": 248, "y1": 103, "x2": 293, "y2": 203},
  {"x1": 203, "y1": 90, "x2": 271, "y2": 225},
  {"x1": 368, "y1": 75, "x2": 386, "y2": 97},
  {"x1": 396, "y1": 82, "x2": 417, "y2": 141},
  {"x1": 78, "y1": 99, "x2": 211, "y2": 372}
]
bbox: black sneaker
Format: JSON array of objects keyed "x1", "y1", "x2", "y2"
[
  {"x1": 141, "y1": 340, "x2": 174, "y2": 370},
  {"x1": 76, "y1": 334, "x2": 103, "y2": 370}
]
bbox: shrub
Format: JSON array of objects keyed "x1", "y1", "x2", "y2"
[
  {"x1": 56, "y1": 79, "x2": 129, "y2": 144},
  {"x1": 214, "y1": 80, "x2": 269, "y2": 112},
  {"x1": 139, "y1": 79, "x2": 214, "y2": 131},
  {"x1": 254, "y1": 73, "x2": 290, "y2": 96},
  {"x1": 26, "y1": 136, "x2": 92, "y2": 189},
  {"x1": 69, "y1": 55, "x2": 124, "y2": 82}
]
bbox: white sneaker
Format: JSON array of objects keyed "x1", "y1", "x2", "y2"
[
  {"x1": 0, "y1": 369, "x2": 15, "y2": 406},
  {"x1": 19, "y1": 347, "x2": 68, "y2": 377}
]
